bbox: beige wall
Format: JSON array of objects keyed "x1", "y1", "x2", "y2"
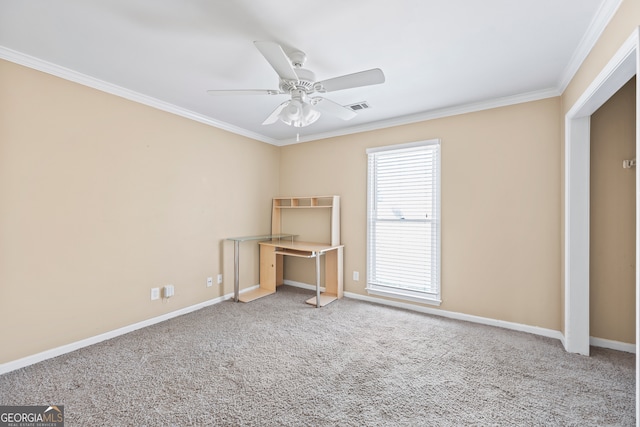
[
  {"x1": 3, "y1": 0, "x2": 639, "y2": 366},
  {"x1": 280, "y1": 98, "x2": 562, "y2": 330},
  {"x1": 0, "y1": 60, "x2": 280, "y2": 363},
  {"x1": 590, "y1": 77, "x2": 636, "y2": 344}
]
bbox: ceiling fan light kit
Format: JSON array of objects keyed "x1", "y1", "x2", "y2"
[
  {"x1": 207, "y1": 41, "x2": 385, "y2": 129},
  {"x1": 278, "y1": 90, "x2": 321, "y2": 128}
]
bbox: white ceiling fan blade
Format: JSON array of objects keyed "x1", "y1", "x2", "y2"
[
  {"x1": 207, "y1": 89, "x2": 284, "y2": 96},
  {"x1": 254, "y1": 41, "x2": 299, "y2": 81},
  {"x1": 317, "y1": 68, "x2": 385, "y2": 93},
  {"x1": 313, "y1": 97, "x2": 357, "y2": 121},
  {"x1": 262, "y1": 101, "x2": 290, "y2": 125}
]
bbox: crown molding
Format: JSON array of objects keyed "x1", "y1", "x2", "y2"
[
  {"x1": 0, "y1": 46, "x2": 279, "y2": 145},
  {"x1": 0, "y1": 40, "x2": 582, "y2": 148},
  {"x1": 277, "y1": 87, "x2": 561, "y2": 146},
  {"x1": 557, "y1": 0, "x2": 624, "y2": 92}
]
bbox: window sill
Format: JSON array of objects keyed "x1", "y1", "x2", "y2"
[{"x1": 366, "y1": 286, "x2": 441, "y2": 306}]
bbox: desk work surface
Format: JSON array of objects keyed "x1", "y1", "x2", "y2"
[
  {"x1": 226, "y1": 233, "x2": 295, "y2": 242},
  {"x1": 258, "y1": 240, "x2": 343, "y2": 253}
]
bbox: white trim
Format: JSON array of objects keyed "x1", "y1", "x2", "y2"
[
  {"x1": 344, "y1": 291, "x2": 564, "y2": 342},
  {"x1": 2, "y1": 281, "x2": 628, "y2": 374},
  {"x1": 365, "y1": 286, "x2": 441, "y2": 306},
  {"x1": 557, "y1": 0, "x2": 624, "y2": 92},
  {"x1": 365, "y1": 138, "x2": 440, "y2": 154},
  {"x1": 283, "y1": 280, "x2": 326, "y2": 293},
  {"x1": 564, "y1": 115, "x2": 591, "y2": 356},
  {"x1": 590, "y1": 337, "x2": 636, "y2": 354},
  {"x1": 0, "y1": 289, "x2": 254, "y2": 375},
  {"x1": 566, "y1": 32, "x2": 638, "y2": 118},
  {"x1": 277, "y1": 88, "x2": 560, "y2": 146},
  {"x1": 564, "y1": 28, "x2": 638, "y2": 356},
  {"x1": 0, "y1": 45, "x2": 559, "y2": 148},
  {"x1": 0, "y1": 46, "x2": 278, "y2": 146},
  {"x1": 284, "y1": 281, "x2": 562, "y2": 341}
]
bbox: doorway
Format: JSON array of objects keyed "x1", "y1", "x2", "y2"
[
  {"x1": 564, "y1": 27, "x2": 638, "y2": 421},
  {"x1": 564, "y1": 29, "x2": 637, "y2": 355}
]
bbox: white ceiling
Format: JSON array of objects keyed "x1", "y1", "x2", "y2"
[{"x1": 0, "y1": 0, "x2": 619, "y2": 145}]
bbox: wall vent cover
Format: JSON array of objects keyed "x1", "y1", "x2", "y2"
[{"x1": 347, "y1": 101, "x2": 371, "y2": 111}]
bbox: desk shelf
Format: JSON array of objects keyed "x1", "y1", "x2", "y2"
[
  {"x1": 273, "y1": 196, "x2": 335, "y2": 209},
  {"x1": 272, "y1": 195, "x2": 340, "y2": 246}
]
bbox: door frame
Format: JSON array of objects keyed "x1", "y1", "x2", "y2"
[{"x1": 563, "y1": 26, "x2": 638, "y2": 417}]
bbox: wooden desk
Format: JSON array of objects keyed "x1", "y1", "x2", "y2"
[{"x1": 250, "y1": 240, "x2": 344, "y2": 307}]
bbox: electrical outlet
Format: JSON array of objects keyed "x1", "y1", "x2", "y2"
[
  {"x1": 151, "y1": 287, "x2": 160, "y2": 301},
  {"x1": 207, "y1": 277, "x2": 213, "y2": 287},
  {"x1": 353, "y1": 271, "x2": 360, "y2": 281},
  {"x1": 217, "y1": 274, "x2": 223, "y2": 284}
]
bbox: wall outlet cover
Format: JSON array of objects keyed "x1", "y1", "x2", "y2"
[{"x1": 207, "y1": 277, "x2": 213, "y2": 287}]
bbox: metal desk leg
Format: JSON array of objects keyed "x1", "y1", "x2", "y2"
[
  {"x1": 315, "y1": 251, "x2": 321, "y2": 308},
  {"x1": 234, "y1": 240, "x2": 240, "y2": 302}
]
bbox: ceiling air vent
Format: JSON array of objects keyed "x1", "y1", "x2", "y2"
[{"x1": 346, "y1": 101, "x2": 371, "y2": 111}]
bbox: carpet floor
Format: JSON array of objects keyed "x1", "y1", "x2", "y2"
[{"x1": 0, "y1": 285, "x2": 635, "y2": 426}]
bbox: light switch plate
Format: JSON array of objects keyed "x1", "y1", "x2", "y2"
[{"x1": 163, "y1": 284, "x2": 175, "y2": 298}]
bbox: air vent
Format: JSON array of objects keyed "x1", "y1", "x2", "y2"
[{"x1": 347, "y1": 101, "x2": 371, "y2": 111}]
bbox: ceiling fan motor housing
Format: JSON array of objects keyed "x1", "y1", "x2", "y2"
[{"x1": 279, "y1": 67, "x2": 317, "y2": 94}]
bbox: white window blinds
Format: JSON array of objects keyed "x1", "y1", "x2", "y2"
[{"x1": 366, "y1": 140, "x2": 441, "y2": 304}]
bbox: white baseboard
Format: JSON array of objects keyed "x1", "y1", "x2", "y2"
[
  {"x1": 287, "y1": 282, "x2": 564, "y2": 343},
  {"x1": 0, "y1": 288, "x2": 251, "y2": 375},
  {"x1": 343, "y1": 291, "x2": 565, "y2": 342},
  {"x1": 590, "y1": 337, "x2": 636, "y2": 354},
  {"x1": 290, "y1": 284, "x2": 637, "y2": 355},
  {"x1": 283, "y1": 280, "x2": 326, "y2": 292},
  {"x1": 1, "y1": 284, "x2": 268, "y2": 375},
  {"x1": 5, "y1": 283, "x2": 632, "y2": 376}
]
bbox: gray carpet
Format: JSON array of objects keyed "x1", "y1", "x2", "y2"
[{"x1": 0, "y1": 286, "x2": 635, "y2": 426}]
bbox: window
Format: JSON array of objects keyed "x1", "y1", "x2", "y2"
[{"x1": 366, "y1": 139, "x2": 441, "y2": 305}]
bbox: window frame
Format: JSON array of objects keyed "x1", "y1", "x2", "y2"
[{"x1": 366, "y1": 139, "x2": 442, "y2": 306}]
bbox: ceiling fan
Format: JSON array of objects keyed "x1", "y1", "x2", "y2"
[{"x1": 207, "y1": 41, "x2": 385, "y2": 128}]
